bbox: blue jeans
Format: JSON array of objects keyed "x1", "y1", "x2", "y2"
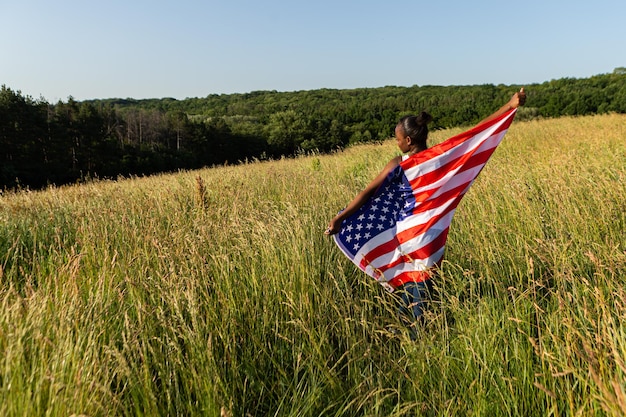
[{"x1": 396, "y1": 280, "x2": 432, "y2": 327}]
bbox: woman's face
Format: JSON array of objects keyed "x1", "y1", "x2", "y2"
[{"x1": 395, "y1": 124, "x2": 411, "y2": 153}]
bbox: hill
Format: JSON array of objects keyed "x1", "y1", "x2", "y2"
[{"x1": 1, "y1": 113, "x2": 625, "y2": 415}]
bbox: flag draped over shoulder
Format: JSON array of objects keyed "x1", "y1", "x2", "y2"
[{"x1": 333, "y1": 109, "x2": 518, "y2": 292}]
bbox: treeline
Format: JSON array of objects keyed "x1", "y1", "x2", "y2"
[{"x1": 2, "y1": 68, "x2": 625, "y2": 189}]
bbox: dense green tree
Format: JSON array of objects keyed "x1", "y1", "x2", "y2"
[
  {"x1": 0, "y1": 86, "x2": 49, "y2": 187},
  {"x1": 265, "y1": 110, "x2": 309, "y2": 155}
]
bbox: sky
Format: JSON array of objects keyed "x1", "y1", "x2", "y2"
[{"x1": 1, "y1": 0, "x2": 625, "y2": 102}]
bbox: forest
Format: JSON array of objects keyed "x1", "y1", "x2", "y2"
[{"x1": 2, "y1": 68, "x2": 625, "y2": 190}]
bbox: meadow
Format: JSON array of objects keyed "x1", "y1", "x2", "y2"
[{"x1": 1, "y1": 113, "x2": 625, "y2": 416}]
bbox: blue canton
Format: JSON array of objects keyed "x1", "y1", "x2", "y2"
[{"x1": 337, "y1": 165, "x2": 416, "y2": 257}]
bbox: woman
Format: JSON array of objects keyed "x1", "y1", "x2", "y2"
[{"x1": 325, "y1": 88, "x2": 526, "y2": 331}]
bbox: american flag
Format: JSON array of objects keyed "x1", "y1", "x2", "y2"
[{"x1": 333, "y1": 109, "x2": 518, "y2": 292}]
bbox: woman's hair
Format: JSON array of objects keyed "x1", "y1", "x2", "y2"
[{"x1": 398, "y1": 111, "x2": 433, "y2": 150}]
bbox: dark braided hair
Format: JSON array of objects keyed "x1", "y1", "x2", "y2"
[{"x1": 398, "y1": 111, "x2": 433, "y2": 151}]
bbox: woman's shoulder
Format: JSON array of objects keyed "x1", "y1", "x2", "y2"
[
  {"x1": 387, "y1": 155, "x2": 403, "y2": 168},
  {"x1": 377, "y1": 156, "x2": 402, "y2": 178}
]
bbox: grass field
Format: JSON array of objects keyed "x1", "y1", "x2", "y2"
[{"x1": 1, "y1": 113, "x2": 625, "y2": 416}]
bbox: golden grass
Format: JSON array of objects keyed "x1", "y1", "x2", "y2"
[{"x1": 0, "y1": 113, "x2": 625, "y2": 416}]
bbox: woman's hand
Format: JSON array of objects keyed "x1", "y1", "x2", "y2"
[
  {"x1": 324, "y1": 216, "x2": 342, "y2": 235},
  {"x1": 508, "y1": 87, "x2": 526, "y2": 109}
]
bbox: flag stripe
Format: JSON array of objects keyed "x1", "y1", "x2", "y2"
[
  {"x1": 407, "y1": 131, "x2": 504, "y2": 198},
  {"x1": 357, "y1": 208, "x2": 454, "y2": 268},
  {"x1": 367, "y1": 225, "x2": 450, "y2": 274},
  {"x1": 400, "y1": 110, "x2": 515, "y2": 172}
]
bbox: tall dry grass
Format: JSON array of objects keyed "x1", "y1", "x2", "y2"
[{"x1": 0, "y1": 114, "x2": 624, "y2": 416}]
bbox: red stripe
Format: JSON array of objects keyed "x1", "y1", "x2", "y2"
[
  {"x1": 400, "y1": 109, "x2": 516, "y2": 171},
  {"x1": 387, "y1": 248, "x2": 446, "y2": 287},
  {"x1": 411, "y1": 183, "x2": 465, "y2": 216},
  {"x1": 388, "y1": 270, "x2": 433, "y2": 287},
  {"x1": 471, "y1": 109, "x2": 517, "y2": 135},
  {"x1": 406, "y1": 136, "x2": 499, "y2": 193},
  {"x1": 411, "y1": 152, "x2": 496, "y2": 213},
  {"x1": 359, "y1": 202, "x2": 455, "y2": 270},
  {"x1": 381, "y1": 227, "x2": 449, "y2": 272}
]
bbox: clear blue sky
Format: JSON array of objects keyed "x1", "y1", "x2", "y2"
[{"x1": 2, "y1": 0, "x2": 624, "y2": 102}]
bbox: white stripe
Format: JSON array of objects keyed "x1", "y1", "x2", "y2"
[
  {"x1": 385, "y1": 246, "x2": 445, "y2": 278},
  {"x1": 403, "y1": 124, "x2": 502, "y2": 180},
  {"x1": 367, "y1": 246, "x2": 446, "y2": 284},
  {"x1": 364, "y1": 210, "x2": 454, "y2": 272},
  {"x1": 428, "y1": 163, "x2": 486, "y2": 200},
  {"x1": 397, "y1": 195, "x2": 456, "y2": 233},
  {"x1": 407, "y1": 131, "x2": 505, "y2": 195},
  {"x1": 351, "y1": 194, "x2": 457, "y2": 267}
]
